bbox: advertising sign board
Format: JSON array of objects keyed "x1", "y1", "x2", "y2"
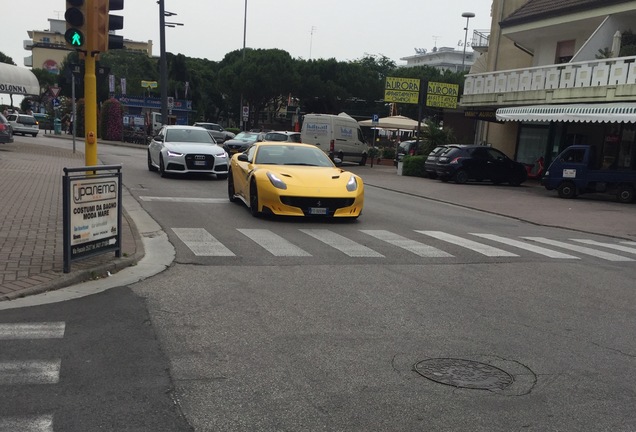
[
  {"x1": 384, "y1": 77, "x2": 421, "y2": 104},
  {"x1": 426, "y1": 81, "x2": 460, "y2": 109}
]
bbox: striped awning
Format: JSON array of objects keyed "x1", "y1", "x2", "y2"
[{"x1": 496, "y1": 103, "x2": 636, "y2": 123}]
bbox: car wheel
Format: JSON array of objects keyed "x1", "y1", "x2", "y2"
[
  {"x1": 32, "y1": 133, "x2": 37, "y2": 137},
  {"x1": 249, "y1": 179, "x2": 260, "y2": 217},
  {"x1": 227, "y1": 170, "x2": 237, "y2": 202},
  {"x1": 617, "y1": 184, "x2": 635, "y2": 203},
  {"x1": 147, "y1": 151, "x2": 158, "y2": 172},
  {"x1": 454, "y1": 169, "x2": 469, "y2": 184},
  {"x1": 359, "y1": 153, "x2": 367, "y2": 166},
  {"x1": 159, "y1": 155, "x2": 167, "y2": 178},
  {"x1": 557, "y1": 181, "x2": 577, "y2": 199},
  {"x1": 509, "y1": 169, "x2": 527, "y2": 186}
]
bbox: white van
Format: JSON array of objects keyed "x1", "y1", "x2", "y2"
[{"x1": 300, "y1": 113, "x2": 368, "y2": 165}]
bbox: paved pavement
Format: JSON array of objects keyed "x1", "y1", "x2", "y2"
[{"x1": 1, "y1": 136, "x2": 635, "y2": 305}]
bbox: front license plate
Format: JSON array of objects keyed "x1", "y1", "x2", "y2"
[
  {"x1": 309, "y1": 207, "x2": 327, "y2": 215},
  {"x1": 194, "y1": 161, "x2": 207, "y2": 166}
]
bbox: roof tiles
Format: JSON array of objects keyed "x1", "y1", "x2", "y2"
[{"x1": 501, "y1": 0, "x2": 635, "y2": 27}]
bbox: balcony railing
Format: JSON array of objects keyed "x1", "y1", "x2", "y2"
[
  {"x1": 471, "y1": 30, "x2": 490, "y2": 51},
  {"x1": 464, "y1": 56, "x2": 636, "y2": 96}
]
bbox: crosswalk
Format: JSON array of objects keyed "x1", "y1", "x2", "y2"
[
  {"x1": 169, "y1": 227, "x2": 636, "y2": 263},
  {"x1": 0, "y1": 322, "x2": 65, "y2": 432}
]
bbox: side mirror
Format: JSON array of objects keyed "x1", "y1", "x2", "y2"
[
  {"x1": 238, "y1": 153, "x2": 249, "y2": 162},
  {"x1": 153, "y1": 135, "x2": 163, "y2": 142},
  {"x1": 333, "y1": 157, "x2": 343, "y2": 166}
]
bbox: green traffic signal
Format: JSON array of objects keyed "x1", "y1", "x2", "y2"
[{"x1": 64, "y1": 28, "x2": 85, "y2": 47}]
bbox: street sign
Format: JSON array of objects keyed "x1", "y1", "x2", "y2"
[
  {"x1": 242, "y1": 106, "x2": 249, "y2": 117},
  {"x1": 372, "y1": 114, "x2": 379, "y2": 124},
  {"x1": 167, "y1": 97, "x2": 174, "y2": 109},
  {"x1": 52, "y1": 98, "x2": 60, "y2": 108},
  {"x1": 50, "y1": 86, "x2": 61, "y2": 98}
]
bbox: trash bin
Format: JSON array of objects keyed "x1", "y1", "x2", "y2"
[
  {"x1": 397, "y1": 160, "x2": 404, "y2": 176},
  {"x1": 53, "y1": 118, "x2": 62, "y2": 135}
]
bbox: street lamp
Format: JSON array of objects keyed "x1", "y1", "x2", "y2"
[
  {"x1": 461, "y1": 12, "x2": 475, "y2": 72},
  {"x1": 158, "y1": 0, "x2": 183, "y2": 129},
  {"x1": 240, "y1": 0, "x2": 247, "y2": 130}
]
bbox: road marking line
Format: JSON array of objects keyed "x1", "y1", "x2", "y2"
[
  {"x1": 172, "y1": 228, "x2": 235, "y2": 256},
  {"x1": 571, "y1": 239, "x2": 636, "y2": 255},
  {"x1": 238, "y1": 229, "x2": 311, "y2": 256},
  {"x1": 0, "y1": 323, "x2": 66, "y2": 340},
  {"x1": 0, "y1": 415, "x2": 54, "y2": 432},
  {"x1": 0, "y1": 360, "x2": 61, "y2": 385},
  {"x1": 471, "y1": 234, "x2": 579, "y2": 259},
  {"x1": 300, "y1": 229, "x2": 384, "y2": 257},
  {"x1": 620, "y1": 241, "x2": 636, "y2": 246},
  {"x1": 522, "y1": 237, "x2": 634, "y2": 262},
  {"x1": 360, "y1": 230, "x2": 453, "y2": 257},
  {"x1": 416, "y1": 231, "x2": 519, "y2": 257},
  {"x1": 139, "y1": 196, "x2": 227, "y2": 203}
]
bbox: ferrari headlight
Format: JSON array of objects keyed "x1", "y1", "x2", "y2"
[
  {"x1": 346, "y1": 175, "x2": 358, "y2": 192},
  {"x1": 267, "y1": 171, "x2": 287, "y2": 190},
  {"x1": 167, "y1": 150, "x2": 183, "y2": 157}
]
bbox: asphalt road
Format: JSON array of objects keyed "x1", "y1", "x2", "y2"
[{"x1": 3, "y1": 136, "x2": 635, "y2": 431}]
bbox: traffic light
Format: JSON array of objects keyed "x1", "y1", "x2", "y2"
[
  {"x1": 64, "y1": 0, "x2": 86, "y2": 49},
  {"x1": 94, "y1": 0, "x2": 125, "y2": 52}
]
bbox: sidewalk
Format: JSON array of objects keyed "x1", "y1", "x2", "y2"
[
  {"x1": 0, "y1": 140, "x2": 142, "y2": 301},
  {"x1": 1, "y1": 137, "x2": 634, "y2": 303}
]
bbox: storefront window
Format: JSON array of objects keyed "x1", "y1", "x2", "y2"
[
  {"x1": 619, "y1": 125, "x2": 635, "y2": 169},
  {"x1": 516, "y1": 125, "x2": 549, "y2": 166}
]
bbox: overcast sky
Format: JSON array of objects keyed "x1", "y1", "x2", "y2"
[{"x1": 2, "y1": 0, "x2": 492, "y2": 69}]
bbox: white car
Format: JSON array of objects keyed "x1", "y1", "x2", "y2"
[
  {"x1": 148, "y1": 125, "x2": 229, "y2": 179},
  {"x1": 6, "y1": 113, "x2": 39, "y2": 137}
]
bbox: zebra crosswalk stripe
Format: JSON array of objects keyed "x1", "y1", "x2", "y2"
[
  {"x1": 238, "y1": 229, "x2": 311, "y2": 256},
  {"x1": 0, "y1": 415, "x2": 54, "y2": 432},
  {"x1": 471, "y1": 234, "x2": 579, "y2": 259},
  {"x1": 300, "y1": 229, "x2": 384, "y2": 257},
  {"x1": 0, "y1": 360, "x2": 61, "y2": 385},
  {"x1": 571, "y1": 239, "x2": 636, "y2": 255},
  {"x1": 0, "y1": 323, "x2": 66, "y2": 340},
  {"x1": 172, "y1": 228, "x2": 235, "y2": 256},
  {"x1": 522, "y1": 237, "x2": 635, "y2": 262},
  {"x1": 416, "y1": 230, "x2": 519, "y2": 257},
  {"x1": 360, "y1": 230, "x2": 453, "y2": 257}
]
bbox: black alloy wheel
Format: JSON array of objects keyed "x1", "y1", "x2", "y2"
[
  {"x1": 159, "y1": 156, "x2": 167, "y2": 178},
  {"x1": 227, "y1": 170, "x2": 237, "y2": 202},
  {"x1": 617, "y1": 184, "x2": 635, "y2": 203},
  {"x1": 147, "y1": 151, "x2": 158, "y2": 172},
  {"x1": 557, "y1": 181, "x2": 577, "y2": 199},
  {"x1": 249, "y1": 179, "x2": 260, "y2": 217},
  {"x1": 454, "y1": 169, "x2": 469, "y2": 184}
]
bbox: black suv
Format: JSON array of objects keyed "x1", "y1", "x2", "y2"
[
  {"x1": 435, "y1": 145, "x2": 527, "y2": 185},
  {"x1": 393, "y1": 140, "x2": 418, "y2": 166},
  {"x1": 423, "y1": 145, "x2": 452, "y2": 178}
]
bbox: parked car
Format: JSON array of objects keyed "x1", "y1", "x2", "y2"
[
  {"x1": 423, "y1": 145, "x2": 451, "y2": 178},
  {"x1": 6, "y1": 113, "x2": 39, "y2": 137},
  {"x1": 393, "y1": 140, "x2": 418, "y2": 166},
  {"x1": 192, "y1": 122, "x2": 235, "y2": 143},
  {"x1": 228, "y1": 142, "x2": 364, "y2": 218},
  {"x1": 223, "y1": 131, "x2": 261, "y2": 156},
  {"x1": 436, "y1": 145, "x2": 527, "y2": 185},
  {"x1": 147, "y1": 125, "x2": 229, "y2": 179},
  {"x1": 0, "y1": 113, "x2": 14, "y2": 144},
  {"x1": 259, "y1": 131, "x2": 302, "y2": 142}
]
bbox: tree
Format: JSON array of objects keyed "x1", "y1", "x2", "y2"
[{"x1": 0, "y1": 52, "x2": 16, "y2": 65}]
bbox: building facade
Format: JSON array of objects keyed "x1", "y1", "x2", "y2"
[
  {"x1": 461, "y1": 0, "x2": 636, "y2": 173},
  {"x1": 400, "y1": 47, "x2": 475, "y2": 72}
]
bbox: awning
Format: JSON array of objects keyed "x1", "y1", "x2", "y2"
[
  {"x1": 496, "y1": 103, "x2": 636, "y2": 123},
  {"x1": 359, "y1": 115, "x2": 426, "y2": 130},
  {"x1": 0, "y1": 63, "x2": 40, "y2": 96}
]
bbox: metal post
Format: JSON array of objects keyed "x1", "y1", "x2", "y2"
[
  {"x1": 159, "y1": 0, "x2": 168, "y2": 127},
  {"x1": 71, "y1": 72, "x2": 76, "y2": 153},
  {"x1": 239, "y1": 0, "x2": 247, "y2": 130},
  {"x1": 461, "y1": 12, "x2": 475, "y2": 72}
]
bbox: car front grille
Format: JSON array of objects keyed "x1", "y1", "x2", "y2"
[
  {"x1": 185, "y1": 154, "x2": 214, "y2": 169},
  {"x1": 280, "y1": 196, "x2": 355, "y2": 215}
]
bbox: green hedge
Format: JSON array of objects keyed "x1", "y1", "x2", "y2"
[{"x1": 402, "y1": 155, "x2": 427, "y2": 177}]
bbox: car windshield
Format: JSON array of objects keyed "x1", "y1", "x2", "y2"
[
  {"x1": 255, "y1": 145, "x2": 334, "y2": 167},
  {"x1": 165, "y1": 128, "x2": 215, "y2": 144},
  {"x1": 233, "y1": 132, "x2": 259, "y2": 142}
]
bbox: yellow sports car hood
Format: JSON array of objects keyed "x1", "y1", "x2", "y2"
[{"x1": 258, "y1": 166, "x2": 361, "y2": 192}]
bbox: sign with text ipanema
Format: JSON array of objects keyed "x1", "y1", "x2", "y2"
[{"x1": 384, "y1": 77, "x2": 420, "y2": 104}]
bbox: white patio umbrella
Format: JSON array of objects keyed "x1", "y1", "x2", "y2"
[{"x1": 358, "y1": 115, "x2": 426, "y2": 130}]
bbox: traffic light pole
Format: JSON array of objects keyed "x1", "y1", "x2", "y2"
[{"x1": 84, "y1": 52, "x2": 98, "y2": 167}]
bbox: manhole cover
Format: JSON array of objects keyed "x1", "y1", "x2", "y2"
[{"x1": 414, "y1": 358, "x2": 514, "y2": 390}]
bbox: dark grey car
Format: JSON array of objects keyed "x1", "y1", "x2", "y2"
[
  {"x1": 192, "y1": 122, "x2": 235, "y2": 143},
  {"x1": 0, "y1": 113, "x2": 14, "y2": 144}
]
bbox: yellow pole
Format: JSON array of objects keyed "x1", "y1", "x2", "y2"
[{"x1": 84, "y1": 0, "x2": 98, "y2": 167}]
